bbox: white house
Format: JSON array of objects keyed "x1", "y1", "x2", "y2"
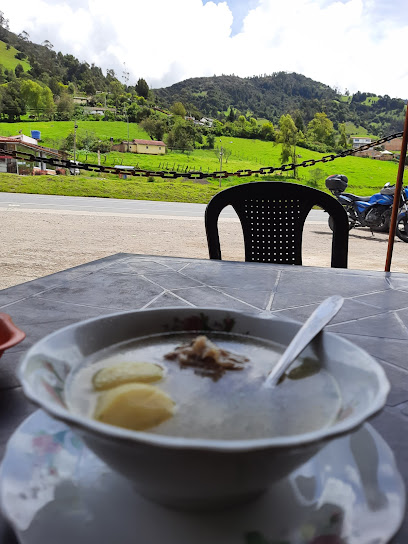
[
  {"x1": 83, "y1": 106, "x2": 116, "y2": 116},
  {"x1": 200, "y1": 117, "x2": 213, "y2": 127},
  {"x1": 350, "y1": 136, "x2": 372, "y2": 149}
]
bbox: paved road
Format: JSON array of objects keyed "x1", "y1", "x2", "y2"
[{"x1": 0, "y1": 193, "x2": 328, "y2": 221}]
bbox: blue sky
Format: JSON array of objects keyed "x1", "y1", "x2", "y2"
[
  {"x1": 203, "y1": 0, "x2": 259, "y2": 35},
  {"x1": 5, "y1": 0, "x2": 408, "y2": 99}
]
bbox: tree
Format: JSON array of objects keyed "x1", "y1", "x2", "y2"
[
  {"x1": 84, "y1": 80, "x2": 96, "y2": 95},
  {"x1": 18, "y1": 30, "x2": 30, "y2": 42},
  {"x1": 293, "y1": 110, "x2": 305, "y2": 133},
  {"x1": 126, "y1": 103, "x2": 151, "y2": 123},
  {"x1": 42, "y1": 40, "x2": 54, "y2": 50},
  {"x1": 0, "y1": 81, "x2": 26, "y2": 121},
  {"x1": 49, "y1": 77, "x2": 63, "y2": 96},
  {"x1": 167, "y1": 118, "x2": 195, "y2": 151},
  {"x1": 222, "y1": 146, "x2": 232, "y2": 163},
  {"x1": 260, "y1": 121, "x2": 275, "y2": 141},
  {"x1": 102, "y1": 110, "x2": 115, "y2": 121},
  {"x1": 307, "y1": 112, "x2": 335, "y2": 147},
  {"x1": 21, "y1": 80, "x2": 44, "y2": 116},
  {"x1": 278, "y1": 114, "x2": 299, "y2": 177},
  {"x1": 206, "y1": 133, "x2": 215, "y2": 149},
  {"x1": 56, "y1": 92, "x2": 74, "y2": 120},
  {"x1": 307, "y1": 167, "x2": 325, "y2": 188},
  {"x1": 227, "y1": 107, "x2": 235, "y2": 122},
  {"x1": 0, "y1": 11, "x2": 9, "y2": 29},
  {"x1": 21, "y1": 79, "x2": 54, "y2": 119},
  {"x1": 14, "y1": 64, "x2": 24, "y2": 78},
  {"x1": 109, "y1": 79, "x2": 124, "y2": 107},
  {"x1": 140, "y1": 118, "x2": 165, "y2": 141},
  {"x1": 338, "y1": 123, "x2": 349, "y2": 148},
  {"x1": 135, "y1": 78, "x2": 149, "y2": 99},
  {"x1": 171, "y1": 101, "x2": 186, "y2": 117},
  {"x1": 41, "y1": 86, "x2": 55, "y2": 118}
]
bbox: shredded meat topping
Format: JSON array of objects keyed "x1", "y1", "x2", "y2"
[{"x1": 164, "y1": 335, "x2": 249, "y2": 380}]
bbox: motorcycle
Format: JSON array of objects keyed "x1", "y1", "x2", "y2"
[{"x1": 325, "y1": 174, "x2": 397, "y2": 234}]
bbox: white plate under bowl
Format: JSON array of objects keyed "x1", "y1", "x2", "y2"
[{"x1": 0, "y1": 410, "x2": 405, "y2": 544}]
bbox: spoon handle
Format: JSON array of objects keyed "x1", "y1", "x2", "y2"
[{"x1": 264, "y1": 295, "x2": 344, "y2": 388}]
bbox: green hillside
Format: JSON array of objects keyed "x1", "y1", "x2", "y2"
[
  {"x1": 0, "y1": 40, "x2": 30, "y2": 72},
  {"x1": 0, "y1": 118, "x2": 400, "y2": 200},
  {"x1": 0, "y1": 120, "x2": 149, "y2": 147},
  {"x1": 153, "y1": 74, "x2": 406, "y2": 136}
]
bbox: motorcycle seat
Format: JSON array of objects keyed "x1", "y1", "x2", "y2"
[{"x1": 342, "y1": 193, "x2": 371, "y2": 202}]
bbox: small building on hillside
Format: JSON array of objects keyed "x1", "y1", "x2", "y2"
[
  {"x1": 0, "y1": 135, "x2": 64, "y2": 175},
  {"x1": 353, "y1": 148, "x2": 377, "y2": 158},
  {"x1": 200, "y1": 117, "x2": 213, "y2": 127},
  {"x1": 111, "y1": 139, "x2": 166, "y2": 155},
  {"x1": 378, "y1": 150, "x2": 394, "y2": 161},
  {"x1": 383, "y1": 137, "x2": 406, "y2": 153},
  {"x1": 351, "y1": 136, "x2": 372, "y2": 149},
  {"x1": 73, "y1": 96, "x2": 89, "y2": 105},
  {"x1": 83, "y1": 106, "x2": 116, "y2": 116}
]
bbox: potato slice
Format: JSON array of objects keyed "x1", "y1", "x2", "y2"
[
  {"x1": 92, "y1": 362, "x2": 163, "y2": 391},
  {"x1": 94, "y1": 383, "x2": 174, "y2": 431}
]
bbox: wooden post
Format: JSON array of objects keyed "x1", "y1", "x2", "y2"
[{"x1": 385, "y1": 102, "x2": 408, "y2": 272}]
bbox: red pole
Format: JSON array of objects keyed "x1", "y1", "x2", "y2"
[{"x1": 385, "y1": 102, "x2": 408, "y2": 272}]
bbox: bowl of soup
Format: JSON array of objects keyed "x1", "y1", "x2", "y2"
[{"x1": 18, "y1": 308, "x2": 389, "y2": 510}]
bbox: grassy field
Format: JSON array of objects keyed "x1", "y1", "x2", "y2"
[
  {"x1": 344, "y1": 121, "x2": 377, "y2": 139},
  {"x1": 0, "y1": 171, "x2": 225, "y2": 203},
  {"x1": 0, "y1": 41, "x2": 31, "y2": 72},
  {"x1": 0, "y1": 120, "x2": 403, "y2": 202},
  {"x1": 0, "y1": 153, "x2": 401, "y2": 204},
  {"x1": 0, "y1": 120, "x2": 150, "y2": 148}
]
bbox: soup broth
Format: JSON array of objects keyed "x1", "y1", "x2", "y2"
[{"x1": 66, "y1": 332, "x2": 342, "y2": 440}]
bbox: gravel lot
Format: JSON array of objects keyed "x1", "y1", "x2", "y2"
[{"x1": 1, "y1": 208, "x2": 407, "y2": 290}]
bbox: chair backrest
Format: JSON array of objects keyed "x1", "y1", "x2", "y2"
[{"x1": 205, "y1": 181, "x2": 349, "y2": 268}]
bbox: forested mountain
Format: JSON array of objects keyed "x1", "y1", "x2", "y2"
[
  {"x1": 0, "y1": 9, "x2": 406, "y2": 144},
  {"x1": 0, "y1": 21, "x2": 113, "y2": 93},
  {"x1": 153, "y1": 73, "x2": 406, "y2": 135}
]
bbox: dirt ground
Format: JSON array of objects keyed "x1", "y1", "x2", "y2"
[{"x1": 1, "y1": 208, "x2": 407, "y2": 290}]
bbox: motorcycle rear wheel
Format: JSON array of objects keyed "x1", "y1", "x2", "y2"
[
  {"x1": 328, "y1": 216, "x2": 354, "y2": 232},
  {"x1": 371, "y1": 212, "x2": 391, "y2": 233},
  {"x1": 396, "y1": 212, "x2": 408, "y2": 243}
]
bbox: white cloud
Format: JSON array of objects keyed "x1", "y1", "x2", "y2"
[{"x1": 4, "y1": 0, "x2": 408, "y2": 98}]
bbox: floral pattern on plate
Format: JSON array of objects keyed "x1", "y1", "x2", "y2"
[{"x1": 0, "y1": 410, "x2": 405, "y2": 544}]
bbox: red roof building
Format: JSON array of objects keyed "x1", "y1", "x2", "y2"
[
  {"x1": 132, "y1": 139, "x2": 166, "y2": 146},
  {"x1": 0, "y1": 136, "x2": 64, "y2": 175}
]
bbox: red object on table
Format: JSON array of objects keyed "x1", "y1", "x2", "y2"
[{"x1": 0, "y1": 313, "x2": 25, "y2": 358}]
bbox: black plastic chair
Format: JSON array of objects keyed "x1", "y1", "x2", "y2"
[{"x1": 205, "y1": 182, "x2": 349, "y2": 268}]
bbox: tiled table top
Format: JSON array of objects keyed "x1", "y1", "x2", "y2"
[{"x1": 1, "y1": 253, "x2": 408, "y2": 543}]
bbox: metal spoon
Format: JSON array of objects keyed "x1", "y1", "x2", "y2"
[{"x1": 264, "y1": 295, "x2": 344, "y2": 388}]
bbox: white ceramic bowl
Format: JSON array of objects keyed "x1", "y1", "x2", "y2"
[{"x1": 18, "y1": 308, "x2": 389, "y2": 510}]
